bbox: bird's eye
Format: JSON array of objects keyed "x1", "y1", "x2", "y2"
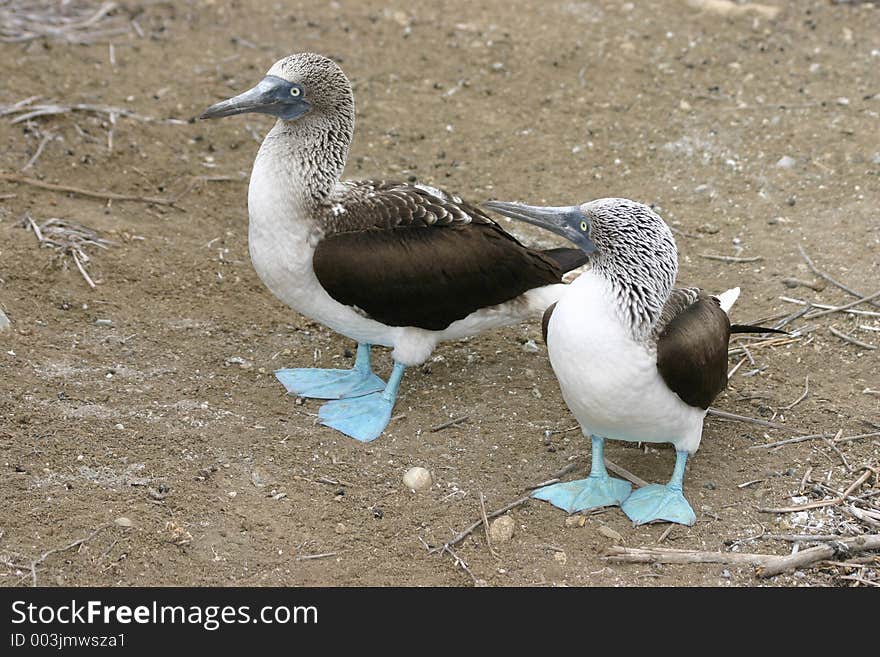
[
  {"x1": 290, "y1": 87, "x2": 301, "y2": 97},
  {"x1": 580, "y1": 221, "x2": 588, "y2": 232}
]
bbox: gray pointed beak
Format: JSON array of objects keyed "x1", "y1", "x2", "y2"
[
  {"x1": 199, "y1": 75, "x2": 310, "y2": 121},
  {"x1": 484, "y1": 201, "x2": 596, "y2": 254}
]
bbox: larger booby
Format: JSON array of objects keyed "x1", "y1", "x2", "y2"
[
  {"x1": 199, "y1": 53, "x2": 586, "y2": 443},
  {"x1": 484, "y1": 197, "x2": 783, "y2": 525}
]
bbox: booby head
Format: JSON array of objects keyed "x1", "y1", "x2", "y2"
[
  {"x1": 199, "y1": 53, "x2": 353, "y2": 124},
  {"x1": 485, "y1": 197, "x2": 678, "y2": 330}
]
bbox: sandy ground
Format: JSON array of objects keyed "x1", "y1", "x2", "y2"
[{"x1": 1, "y1": 0, "x2": 878, "y2": 587}]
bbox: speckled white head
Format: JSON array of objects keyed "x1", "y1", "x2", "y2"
[
  {"x1": 485, "y1": 197, "x2": 679, "y2": 330},
  {"x1": 201, "y1": 53, "x2": 357, "y2": 202}
]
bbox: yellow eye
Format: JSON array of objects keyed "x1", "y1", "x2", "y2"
[
  {"x1": 290, "y1": 87, "x2": 301, "y2": 97},
  {"x1": 580, "y1": 221, "x2": 588, "y2": 231}
]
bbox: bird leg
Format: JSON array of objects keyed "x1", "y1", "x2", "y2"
[
  {"x1": 275, "y1": 342, "x2": 386, "y2": 399},
  {"x1": 532, "y1": 436, "x2": 632, "y2": 512},
  {"x1": 621, "y1": 450, "x2": 696, "y2": 526},
  {"x1": 317, "y1": 361, "x2": 406, "y2": 442}
]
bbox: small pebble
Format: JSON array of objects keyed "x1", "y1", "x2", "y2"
[
  {"x1": 95, "y1": 319, "x2": 113, "y2": 326},
  {"x1": 335, "y1": 523, "x2": 346, "y2": 534},
  {"x1": 114, "y1": 516, "x2": 133, "y2": 527},
  {"x1": 564, "y1": 515, "x2": 586, "y2": 528},
  {"x1": 0, "y1": 309, "x2": 11, "y2": 332},
  {"x1": 147, "y1": 487, "x2": 168, "y2": 501},
  {"x1": 776, "y1": 155, "x2": 796, "y2": 169},
  {"x1": 224, "y1": 356, "x2": 253, "y2": 369},
  {"x1": 522, "y1": 339, "x2": 539, "y2": 353},
  {"x1": 250, "y1": 469, "x2": 268, "y2": 488},
  {"x1": 597, "y1": 525, "x2": 623, "y2": 542},
  {"x1": 489, "y1": 515, "x2": 516, "y2": 543},
  {"x1": 402, "y1": 466, "x2": 432, "y2": 491}
]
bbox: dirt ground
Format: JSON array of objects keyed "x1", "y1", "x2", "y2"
[{"x1": 1, "y1": 0, "x2": 878, "y2": 588}]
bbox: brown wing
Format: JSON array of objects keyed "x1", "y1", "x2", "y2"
[
  {"x1": 314, "y1": 223, "x2": 566, "y2": 331},
  {"x1": 313, "y1": 181, "x2": 585, "y2": 331},
  {"x1": 655, "y1": 289, "x2": 731, "y2": 410}
]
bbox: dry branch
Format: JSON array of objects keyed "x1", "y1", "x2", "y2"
[
  {"x1": 699, "y1": 253, "x2": 762, "y2": 263},
  {"x1": 29, "y1": 524, "x2": 109, "y2": 586},
  {"x1": 1, "y1": 173, "x2": 181, "y2": 209},
  {"x1": 829, "y1": 327, "x2": 877, "y2": 350},
  {"x1": 605, "y1": 534, "x2": 880, "y2": 578},
  {"x1": 799, "y1": 246, "x2": 880, "y2": 309},
  {"x1": 707, "y1": 408, "x2": 809, "y2": 434}
]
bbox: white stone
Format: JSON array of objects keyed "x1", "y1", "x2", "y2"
[{"x1": 402, "y1": 466, "x2": 432, "y2": 491}]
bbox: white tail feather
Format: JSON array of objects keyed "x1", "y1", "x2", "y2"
[{"x1": 717, "y1": 287, "x2": 740, "y2": 315}]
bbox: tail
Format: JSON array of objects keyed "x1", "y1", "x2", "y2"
[
  {"x1": 717, "y1": 287, "x2": 740, "y2": 314},
  {"x1": 543, "y1": 247, "x2": 587, "y2": 274},
  {"x1": 719, "y1": 287, "x2": 787, "y2": 334},
  {"x1": 730, "y1": 324, "x2": 788, "y2": 335}
]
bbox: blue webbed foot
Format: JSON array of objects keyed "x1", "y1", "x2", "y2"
[
  {"x1": 621, "y1": 483, "x2": 696, "y2": 526},
  {"x1": 275, "y1": 367, "x2": 385, "y2": 400},
  {"x1": 621, "y1": 450, "x2": 696, "y2": 526},
  {"x1": 318, "y1": 392, "x2": 394, "y2": 443},
  {"x1": 532, "y1": 474, "x2": 632, "y2": 513},
  {"x1": 532, "y1": 436, "x2": 632, "y2": 513},
  {"x1": 317, "y1": 361, "x2": 406, "y2": 443},
  {"x1": 274, "y1": 343, "x2": 385, "y2": 399}
]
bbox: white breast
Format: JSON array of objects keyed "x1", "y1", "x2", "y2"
[
  {"x1": 246, "y1": 143, "x2": 395, "y2": 348},
  {"x1": 547, "y1": 271, "x2": 706, "y2": 453}
]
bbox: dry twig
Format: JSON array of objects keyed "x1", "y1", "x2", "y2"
[
  {"x1": 1, "y1": 173, "x2": 181, "y2": 209},
  {"x1": 605, "y1": 534, "x2": 880, "y2": 578},
  {"x1": 799, "y1": 246, "x2": 880, "y2": 309},
  {"x1": 829, "y1": 327, "x2": 877, "y2": 350},
  {"x1": 29, "y1": 524, "x2": 109, "y2": 586},
  {"x1": 699, "y1": 253, "x2": 762, "y2": 263},
  {"x1": 430, "y1": 415, "x2": 469, "y2": 432},
  {"x1": 707, "y1": 408, "x2": 808, "y2": 434}
]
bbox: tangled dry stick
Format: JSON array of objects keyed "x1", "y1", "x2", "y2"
[{"x1": 0, "y1": 1, "x2": 129, "y2": 45}]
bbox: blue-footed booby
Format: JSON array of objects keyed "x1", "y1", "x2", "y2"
[
  {"x1": 484, "y1": 197, "x2": 783, "y2": 525},
  {"x1": 200, "y1": 53, "x2": 586, "y2": 443}
]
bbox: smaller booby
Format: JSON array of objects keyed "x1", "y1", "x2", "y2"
[
  {"x1": 199, "y1": 53, "x2": 586, "y2": 443},
  {"x1": 484, "y1": 197, "x2": 783, "y2": 525}
]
